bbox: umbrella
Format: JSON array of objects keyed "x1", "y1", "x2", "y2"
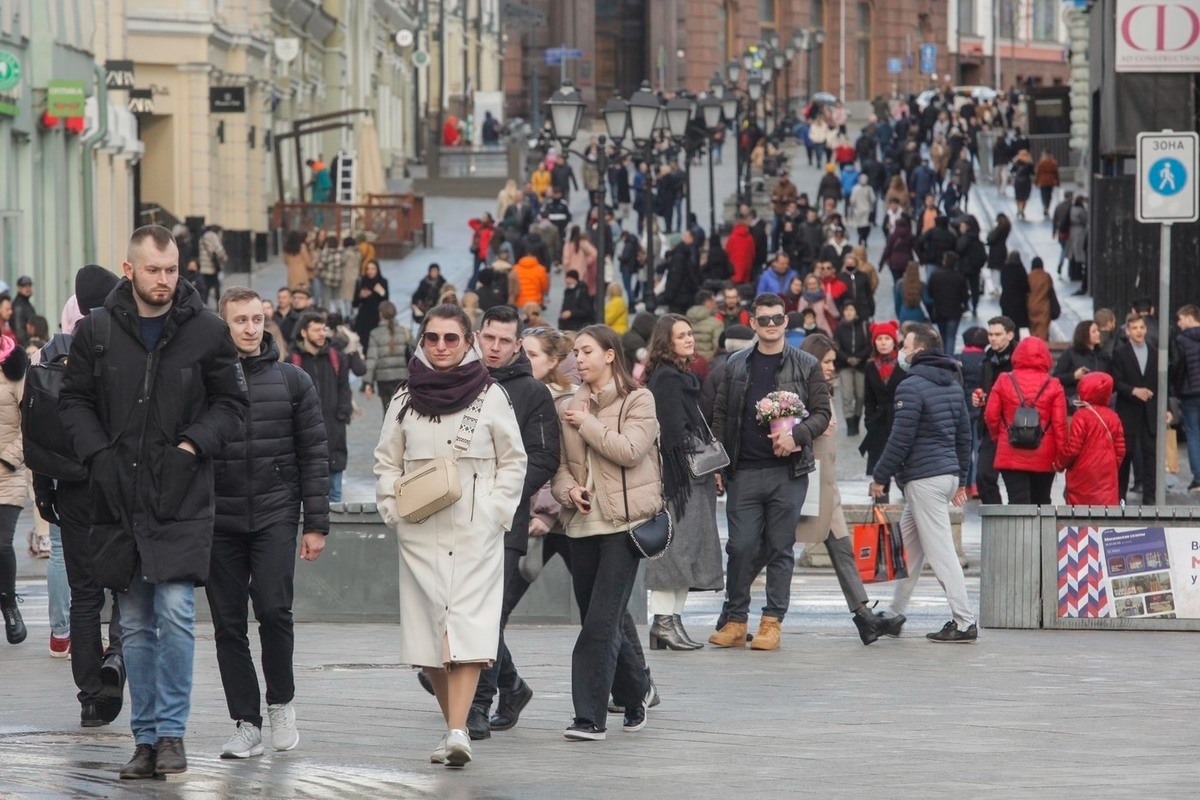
[{"x1": 356, "y1": 116, "x2": 387, "y2": 203}]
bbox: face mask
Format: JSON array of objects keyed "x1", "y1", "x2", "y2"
[{"x1": 897, "y1": 349, "x2": 912, "y2": 371}]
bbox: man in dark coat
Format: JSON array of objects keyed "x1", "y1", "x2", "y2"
[
  {"x1": 917, "y1": 215, "x2": 958, "y2": 270},
  {"x1": 837, "y1": 251, "x2": 875, "y2": 320},
  {"x1": 926, "y1": 252, "x2": 970, "y2": 349},
  {"x1": 209, "y1": 288, "x2": 329, "y2": 758},
  {"x1": 466, "y1": 305, "x2": 560, "y2": 738},
  {"x1": 288, "y1": 313, "x2": 352, "y2": 504},
  {"x1": 557, "y1": 270, "x2": 594, "y2": 331},
  {"x1": 975, "y1": 316, "x2": 1018, "y2": 504},
  {"x1": 60, "y1": 225, "x2": 248, "y2": 778},
  {"x1": 658, "y1": 232, "x2": 701, "y2": 315},
  {"x1": 12, "y1": 275, "x2": 36, "y2": 345},
  {"x1": 871, "y1": 323, "x2": 976, "y2": 642},
  {"x1": 1111, "y1": 313, "x2": 1157, "y2": 503}
]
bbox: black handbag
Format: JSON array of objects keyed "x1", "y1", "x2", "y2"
[
  {"x1": 617, "y1": 396, "x2": 673, "y2": 560},
  {"x1": 685, "y1": 414, "x2": 730, "y2": 478}
]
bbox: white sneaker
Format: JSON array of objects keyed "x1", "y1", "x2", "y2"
[
  {"x1": 430, "y1": 733, "x2": 449, "y2": 764},
  {"x1": 220, "y1": 721, "x2": 264, "y2": 759},
  {"x1": 442, "y1": 729, "x2": 472, "y2": 767},
  {"x1": 267, "y1": 703, "x2": 300, "y2": 752}
]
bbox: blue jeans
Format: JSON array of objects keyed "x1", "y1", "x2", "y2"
[
  {"x1": 121, "y1": 577, "x2": 196, "y2": 745},
  {"x1": 936, "y1": 317, "x2": 961, "y2": 354},
  {"x1": 48, "y1": 524, "x2": 69, "y2": 637},
  {"x1": 329, "y1": 470, "x2": 344, "y2": 503},
  {"x1": 1180, "y1": 396, "x2": 1200, "y2": 485}
]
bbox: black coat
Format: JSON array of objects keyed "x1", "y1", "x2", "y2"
[
  {"x1": 1053, "y1": 346, "x2": 1110, "y2": 408},
  {"x1": 1111, "y1": 342, "x2": 1157, "y2": 440},
  {"x1": 859, "y1": 358, "x2": 905, "y2": 473},
  {"x1": 834, "y1": 319, "x2": 871, "y2": 370},
  {"x1": 986, "y1": 227, "x2": 1009, "y2": 271},
  {"x1": 660, "y1": 243, "x2": 700, "y2": 315},
  {"x1": 917, "y1": 225, "x2": 958, "y2": 267},
  {"x1": 956, "y1": 232, "x2": 988, "y2": 276},
  {"x1": 927, "y1": 265, "x2": 970, "y2": 321},
  {"x1": 999, "y1": 262, "x2": 1030, "y2": 328},
  {"x1": 60, "y1": 278, "x2": 248, "y2": 590},
  {"x1": 837, "y1": 268, "x2": 875, "y2": 319},
  {"x1": 215, "y1": 333, "x2": 329, "y2": 535},
  {"x1": 353, "y1": 275, "x2": 390, "y2": 348},
  {"x1": 558, "y1": 283, "x2": 594, "y2": 331},
  {"x1": 646, "y1": 364, "x2": 706, "y2": 513},
  {"x1": 289, "y1": 343, "x2": 352, "y2": 473},
  {"x1": 489, "y1": 352, "x2": 559, "y2": 552}
]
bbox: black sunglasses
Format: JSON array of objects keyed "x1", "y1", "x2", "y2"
[
  {"x1": 422, "y1": 332, "x2": 462, "y2": 346},
  {"x1": 755, "y1": 314, "x2": 786, "y2": 327}
]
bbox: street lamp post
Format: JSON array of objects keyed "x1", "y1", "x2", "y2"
[
  {"x1": 627, "y1": 81, "x2": 664, "y2": 308},
  {"x1": 665, "y1": 94, "x2": 696, "y2": 229},
  {"x1": 699, "y1": 94, "x2": 723, "y2": 237},
  {"x1": 721, "y1": 89, "x2": 739, "y2": 209}
]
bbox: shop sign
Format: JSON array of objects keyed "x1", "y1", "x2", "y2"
[
  {"x1": 0, "y1": 50, "x2": 20, "y2": 92},
  {"x1": 105, "y1": 60, "x2": 135, "y2": 89},
  {"x1": 209, "y1": 86, "x2": 246, "y2": 113},
  {"x1": 1116, "y1": 0, "x2": 1200, "y2": 72},
  {"x1": 47, "y1": 80, "x2": 86, "y2": 117},
  {"x1": 128, "y1": 89, "x2": 154, "y2": 115},
  {"x1": 1057, "y1": 525, "x2": 1200, "y2": 619}
]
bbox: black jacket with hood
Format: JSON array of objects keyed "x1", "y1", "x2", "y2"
[
  {"x1": 289, "y1": 341, "x2": 353, "y2": 473},
  {"x1": 214, "y1": 331, "x2": 330, "y2": 535},
  {"x1": 60, "y1": 277, "x2": 247, "y2": 590}
]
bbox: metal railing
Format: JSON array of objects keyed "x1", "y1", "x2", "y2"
[{"x1": 271, "y1": 194, "x2": 425, "y2": 259}]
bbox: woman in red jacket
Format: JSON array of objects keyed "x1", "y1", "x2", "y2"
[
  {"x1": 984, "y1": 337, "x2": 1068, "y2": 505},
  {"x1": 724, "y1": 221, "x2": 757, "y2": 286},
  {"x1": 1056, "y1": 371, "x2": 1126, "y2": 505}
]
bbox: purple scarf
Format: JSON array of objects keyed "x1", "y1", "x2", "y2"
[{"x1": 400, "y1": 357, "x2": 492, "y2": 422}]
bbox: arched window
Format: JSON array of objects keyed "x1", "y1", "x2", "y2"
[
  {"x1": 809, "y1": 0, "x2": 824, "y2": 97},
  {"x1": 856, "y1": 2, "x2": 871, "y2": 100}
]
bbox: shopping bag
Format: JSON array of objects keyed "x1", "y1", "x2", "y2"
[
  {"x1": 852, "y1": 503, "x2": 909, "y2": 584},
  {"x1": 799, "y1": 458, "x2": 822, "y2": 517}
]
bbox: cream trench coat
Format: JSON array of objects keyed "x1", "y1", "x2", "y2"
[{"x1": 374, "y1": 348, "x2": 527, "y2": 668}]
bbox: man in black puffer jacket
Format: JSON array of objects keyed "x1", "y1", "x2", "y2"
[
  {"x1": 870, "y1": 324, "x2": 976, "y2": 643},
  {"x1": 208, "y1": 288, "x2": 329, "y2": 759}
]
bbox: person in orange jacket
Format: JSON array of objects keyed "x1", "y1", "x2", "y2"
[{"x1": 511, "y1": 255, "x2": 550, "y2": 308}]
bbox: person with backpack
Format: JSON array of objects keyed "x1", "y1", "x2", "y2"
[
  {"x1": 209, "y1": 287, "x2": 329, "y2": 760},
  {"x1": 26, "y1": 265, "x2": 127, "y2": 726},
  {"x1": 289, "y1": 313, "x2": 351, "y2": 504},
  {"x1": 984, "y1": 337, "x2": 1068, "y2": 505}
]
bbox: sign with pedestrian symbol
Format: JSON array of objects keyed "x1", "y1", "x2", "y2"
[{"x1": 1137, "y1": 131, "x2": 1199, "y2": 224}]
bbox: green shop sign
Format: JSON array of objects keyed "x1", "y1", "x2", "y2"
[
  {"x1": 47, "y1": 79, "x2": 86, "y2": 117},
  {"x1": 0, "y1": 50, "x2": 20, "y2": 92}
]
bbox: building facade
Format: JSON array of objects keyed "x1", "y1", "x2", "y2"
[{"x1": 950, "y1": 0, "x2": 1071, "y2": 90}]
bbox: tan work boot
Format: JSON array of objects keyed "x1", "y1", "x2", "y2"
[
  {"x1": 749, "y1": 616, "x2": 781, "y2": 651},
  {"x1": 707, "y1": 621, "x2": 748, "y2": 648}
]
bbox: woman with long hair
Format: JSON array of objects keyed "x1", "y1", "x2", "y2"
[
  {"x1": 985, "y1": 213, "x2": 1011, "y2": 297},
  {"x1": 552, "y1": 325, "x2": 661, "y2": 740},
  {"x1": 897, "y1": 262, "x2": 930, "y2": 324},
  {"x1": 642, "y1": 316, "x2": 724, "y2": 651},
  {"x1": 1010, "y1": 149, "x2": 1035, "y2": 221},
  {"x1": 374, "y1": 304, "x2": 527, "y2": 767},
  {"x1": 352, "y1": 260, "x2": 389, "y2": 355},
  {"x1": 561, "y1": 226, "x2": 598, "y2": 294},
  {"x1": 794, "y1": 334, "x2": 894, "y2": 644},
  {"x1": 1053, "y1": 319, "x2": 1109, "y2": 411},
  {"x1": 282, "y1": 230, "x2": 314, "y2": 291},
  {"x1": 364, "y1": 301, "x2": 412, "y2": 411}
]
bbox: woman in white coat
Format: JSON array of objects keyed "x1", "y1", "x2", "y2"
[{"x1": 374, "y1": 304, "x2": 526, "y2": 767}]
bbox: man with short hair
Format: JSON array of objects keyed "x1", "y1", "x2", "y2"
[
  {"x1": 717, "y1": 285, "x2": 750, "y2": 329},
  {"x1": 278, "y1": 286, "x2": 311, "y2": 344},
  {"x1": 12, "y1": 275, "x2": 35, "y2": 345},
  {"x1": 61, "y1": 225, "x2": 248, "y2": 778},
  {"x1": 274, "y1": 288, "x2": 292, "y2": 326},
  {"x1": 870, "y1": 324, "x2": 976, "y2": 643},
  {"x1": 838, "y1": 252, "x2": 875, "y2": 320},
  {"x1": 557, "y1": 270, "x2": 593, "y2": 332},
  {"x1": 462, "y1": 305, "x2": 559, "y2": 738},
  {"x1": 686, "y1": 289, "x2": 724, "y2": 362},
  {"x1": 974, "y1": 316, "x2": 1018, "y2": 503},
  {"x1": 1112, "y1": 313, "x2": 1157, "y2": 503},
  {"x1": 710, "y1": 293, "x2": 832, "y2": 650},
  {"x1": 755, "y1": 251, "x2": 798, "y2": 297},
  {"x1": 289, "y1": 313, "x2": 351, "y2": 504},
  {"x1": 209, "y1": 287, "x2": 330, "y2": 759}
]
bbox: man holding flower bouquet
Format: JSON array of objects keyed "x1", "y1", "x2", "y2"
[{"x1": 710, "y1": 293, "x2": 832, "y2": 650}]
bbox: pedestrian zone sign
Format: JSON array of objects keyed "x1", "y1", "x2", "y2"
[{"x1": 1136, "y1": 131, "x2": 1199, "y2": 224}]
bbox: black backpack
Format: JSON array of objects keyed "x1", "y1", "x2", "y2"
[
  {"x1": 1006, "y1": 373, "x2": 1050, "y2": 450},
  {"x1": 21, "y1": 310, "x2": 111, "y2": 482}
]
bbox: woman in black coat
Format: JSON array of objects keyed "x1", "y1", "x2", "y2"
[
  {"x1": 985, "y1": 213, "x2": 1010, "y2": 296},
  {"x1": 1053, "y1": 319, "x2": 1109, "y2": 412},
  {"x1": 956, "y1": 216, "x2": 988, "y2": 315},
  {"x1": 859, "y1": 322, "x2": 906, "y2": 477},
  {"x1": 353, "y1": 259, "x2": 390, "y2": 354},
  {"x1": 999, "y1": 251, "x2": 1030, "y2": 330}
]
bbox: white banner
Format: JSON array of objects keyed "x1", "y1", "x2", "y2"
[{"x1": 1115, "y1": 0, "x2": 1200, "y2": 73}]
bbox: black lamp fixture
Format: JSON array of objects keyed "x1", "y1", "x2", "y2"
[
  {"x1": 815, "y1": 28, "x2": 826, "y2": 46},
  {"x1": 742, "y1": 49, "x2": 755, "y2": 70},
  {"x1": 748, "y1": 76, "x2": 763, "y2": 101},
  {"x1": 726, "y1": 60, "x2": 741, "y2": 83},
  {"x1": 721, "y1": 92, "x2": 738, "y2": 124},
  {"x1": 545, "y1": 80, "x2": 587, "y2": 149},
  {"x1": 710, "y1": 72, "x2": 725, "y2": 99},
  {"x1": 766, "y1": 31, "x2": 780, "y2": 49},
  {"x1": 603, "y1": 93, "x2": 630, "y2": 141},
  {"x1": 699, "y1": 94, "x2": 722, "y2": 133},
  {"x1": 664, "y1": 94, "x2": 695, "y2": 142},
  {"x1": 627, "y1": 80, "x2": 661, "y2": 145},
  {"x1": 773, "y1": 51, "x2": 786, "y2": 71}
]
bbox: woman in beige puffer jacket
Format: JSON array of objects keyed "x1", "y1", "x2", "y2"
[
  {"x1": 552, "y1": 324, "x2": 661, "y2": 739},
  {"x1": 0, "y1": 334, "x2": 28, "y2": 644}
]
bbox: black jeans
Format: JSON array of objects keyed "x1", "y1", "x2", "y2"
[
  {"x1": 976, "y1": 428, "x2": 1003, "y2": 504},
  {"x1": 0, "y1": 504, "x2": 16, "y2": 598},
  {"x1": 723, "y1": 466, "x2": 808, "y2": 623},
  {"x1": 1001, "y1": 470, "x2": 1055, "y2": 505},
  {"x1": 474, "y1": 547, "x2": 522, "y2": 709},
  {"x1": 377, "y1": 379, "x2": 402, "y2": 413},
  {"x1": 206, "y1": 524, "x2": 298, "y2": 729},
  {"x1": 58, "y1": 481, "x2": 122, "y2": 705},
  {"x1": 568, "y1": 533, "x2": 648, "y2": 731},
  {"x1": 200, "y1": 273, "x2": 221, "y2": 306},
  {"x1": 1119, "y1": 432, "x2": 1156, "y2": 504}
]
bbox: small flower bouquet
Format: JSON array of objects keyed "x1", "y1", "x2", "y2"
[{"x1": 755, "y1": 390, "x2": 809, "y2": 436}]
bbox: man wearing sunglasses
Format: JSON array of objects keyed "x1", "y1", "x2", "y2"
[{"x1": 710, "y1": 293, "x2": 832, "y2": 651}]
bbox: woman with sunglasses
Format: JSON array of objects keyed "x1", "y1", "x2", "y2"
[
  {"x1": 642, "y1": 315, "x2": 724, "y2": 651},
  {"x1": 552, "y1": 324, "x2": 660, "y2": 740},
  {"x1": 374, "y1": 304, "x2": 527, "y2": 767}
]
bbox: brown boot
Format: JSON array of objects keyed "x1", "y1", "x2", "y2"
[
  {"x1": 749, "y1": 616, "x2": 781, "y2": 650},
  {"x1": 707, "y1": 621, "x2": 748, "y2": 648}
]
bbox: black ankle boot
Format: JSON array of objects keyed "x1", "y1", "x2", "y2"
[
  {"x1": 847, "y1": 417, "x2": 860, "y2": 436},
  {"x1": 1, "y1": 593, "x2": 25, "y2": 645},
  {"x1": 852, "y1": 608, "x2": 886, "y2": 645},
  {"x1": 649, "y1": 615, "x2": 701, "y2": 650},
  {"x1": 671, "y1": 615, "x2": 704, "y2": 649}
]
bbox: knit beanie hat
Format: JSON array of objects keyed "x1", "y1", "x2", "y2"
[{"x1": 75, "y1": 265, "x2": 120, "y2": 316}]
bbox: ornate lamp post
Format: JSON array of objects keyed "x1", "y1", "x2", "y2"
[{"x1": 699, "y1": 93, "x2": 723, "y2": 236}]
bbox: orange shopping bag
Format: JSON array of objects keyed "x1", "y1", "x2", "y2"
[{"x1": 852, "y1": 503, "x2": 909, "y2": 584}]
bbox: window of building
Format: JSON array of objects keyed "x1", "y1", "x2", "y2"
[
  {"x1": 959, "y1": 0, "x2": 976, "y2": 36},
  {"x1": 809, "y1": 0, "x2": 825, "y2": 97},
  {"x1": 856, "y1": 2, "x2": 871, "y2": 100},
  {"x1": 1032, "y1": 0, "x2": 1057, "y2": 41},
  {"x1": 760, "y1": 0, "x2": 777, "y2": 23},
  {"x1": 998, "y1": 0, "x2": 1016, "y2": 39},
  {"x1": 718, "y1": 3, "x2": 729, "y2": 66}
]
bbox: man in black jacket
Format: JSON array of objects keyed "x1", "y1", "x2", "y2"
[
  {"x1": 975, "y1": 316, "x2": 1018, "y2": 504},
  {"x1": 917, "y1": 215, "x2": 958, "y2": 273},
  {"x1": 1112, "y1": 313, "x2": 1157, "y2": 504},
  {"x1": 837, "y1": 252, "x2": 875, "y2": 320},
  {"x1": 61, "y1": 225, "x2": 248, "y2": 779},
  {"x1": 557, "y1": 271, "x2": 594, "y2": 331},
  {"x1": 209, "y1": 288, "x2": 329, "y2": 759},
  {"x1": 465, "y1": 305, "x2": 559, "y2": 738},
  {"x1": 289, "y1": 313, "x2": 352, "y2": 504},
  {"x1": 710, "y1": 293, "x2": 832, "y2": 650},
  {"x1": 658, "y1": 231, "x2": 700, "y2": 315},
  {"x1": 927, "y1": 252, "x2": 970, "y2": 349},
  {"x1": 870, "y1": 324, "x2": 976, "y2": 642}
]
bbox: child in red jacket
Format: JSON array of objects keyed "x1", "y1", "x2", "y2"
[{"x1": 1057, "y1": 371, "x2": 1126, "y2": 505}]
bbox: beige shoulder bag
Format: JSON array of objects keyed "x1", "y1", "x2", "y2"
[{"x1": 395, "y1": 390, "x2": 487, "y2": 524}]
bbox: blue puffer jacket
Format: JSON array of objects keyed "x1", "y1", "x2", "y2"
[
  {"x1": 872, "y1": 350, "x2": 972, "y2": 488},
  {"x1": 1174, "y1": 327, "x2": 1200, "y2": 398}
]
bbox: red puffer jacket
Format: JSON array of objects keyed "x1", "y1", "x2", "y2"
[
  {"x1": 1058, "y1": 371, "x2": 1126, "y2": 505},
  {"x1": 725, "y1": 225, "x2": 756, "y2": 285},
  {"x1": 984, "y1": 337, "x2": 1068, "y2": 473}
]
